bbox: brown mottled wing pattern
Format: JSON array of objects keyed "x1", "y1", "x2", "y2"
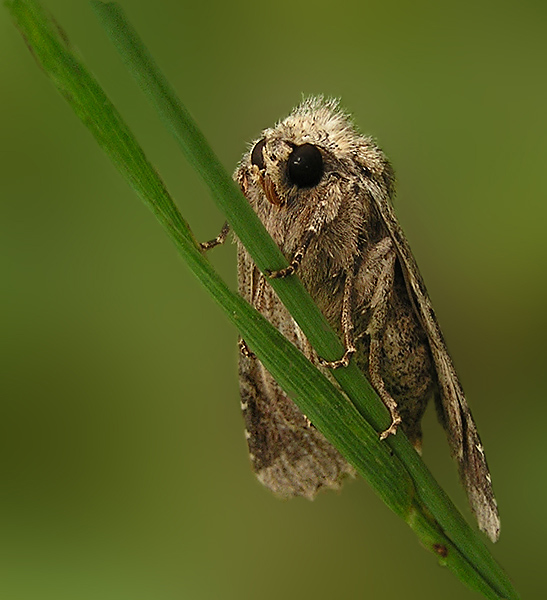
[
  {"x1": 237, "y1": 245, "x2": 355, "y2": 499},
  {"x1": 366, "y1": 180, "x2": 500, "y2": 541}
]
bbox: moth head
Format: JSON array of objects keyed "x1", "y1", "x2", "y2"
[{"x1": 236, "y1": 97, "x2": 395, "y2": 214}]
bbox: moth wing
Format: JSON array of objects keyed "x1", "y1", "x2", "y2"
[
  {"x1": 237, "y1": 246, "x2": 355, "y2": 498},
  {"x1": 368, "y1": 183, "x2": 500, "y2": 542}
]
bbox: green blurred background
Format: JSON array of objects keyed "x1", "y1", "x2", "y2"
[{"x1": 1, "y1": 0, "x2": 546, "y2": 598}]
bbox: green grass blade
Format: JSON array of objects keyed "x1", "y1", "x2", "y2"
[
  {"x1": 5, "y1": 0, "x2": 414, "y2": 529},
  {"x1": 6, "y1": 1, "x2": 518, "y2": 598}
]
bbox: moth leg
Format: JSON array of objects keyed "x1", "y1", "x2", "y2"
[
  {"x1": 238, "y1": 337, "x2": 255, "y2": 358},
  {"x1": 365, "y1": 245, "x2": 402, "y2": 439},
  {"x1": 370, "y1": 338, "x2": 402, "y2": 440},
  {"x1": 200, "y1": 221, "x2": 230, "y2": 251},
  {"x1": 319, "y1": 273, "x2": 357, "y2": 369},
  {"x1": 238, "y1": 270, "x2": 267, "y2": 360},
  {"x1": 266, "y1": 229, "x2": 316, "y2": 279},
  {"x1": 252, "y1": 270, "x2": 267, "y2": 311}
]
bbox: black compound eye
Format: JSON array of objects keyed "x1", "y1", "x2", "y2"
[
  {"x1": 251, "y1": 138, "x2": 267, "y2": 171},
  {"x1": 287, "y1": 143, "x2": 323, "y2": 188}
]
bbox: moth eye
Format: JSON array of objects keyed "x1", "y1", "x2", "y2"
[
  {"x1": 287, "y1": 143, "x2": 323, "y2": 188},
  {"x1": 251, "y1": 138, "x2": 267, "y2": 171}
]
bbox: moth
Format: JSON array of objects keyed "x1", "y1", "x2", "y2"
[{"x1": 203, "y1": 97, "x2": 500, "y2": 542}]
